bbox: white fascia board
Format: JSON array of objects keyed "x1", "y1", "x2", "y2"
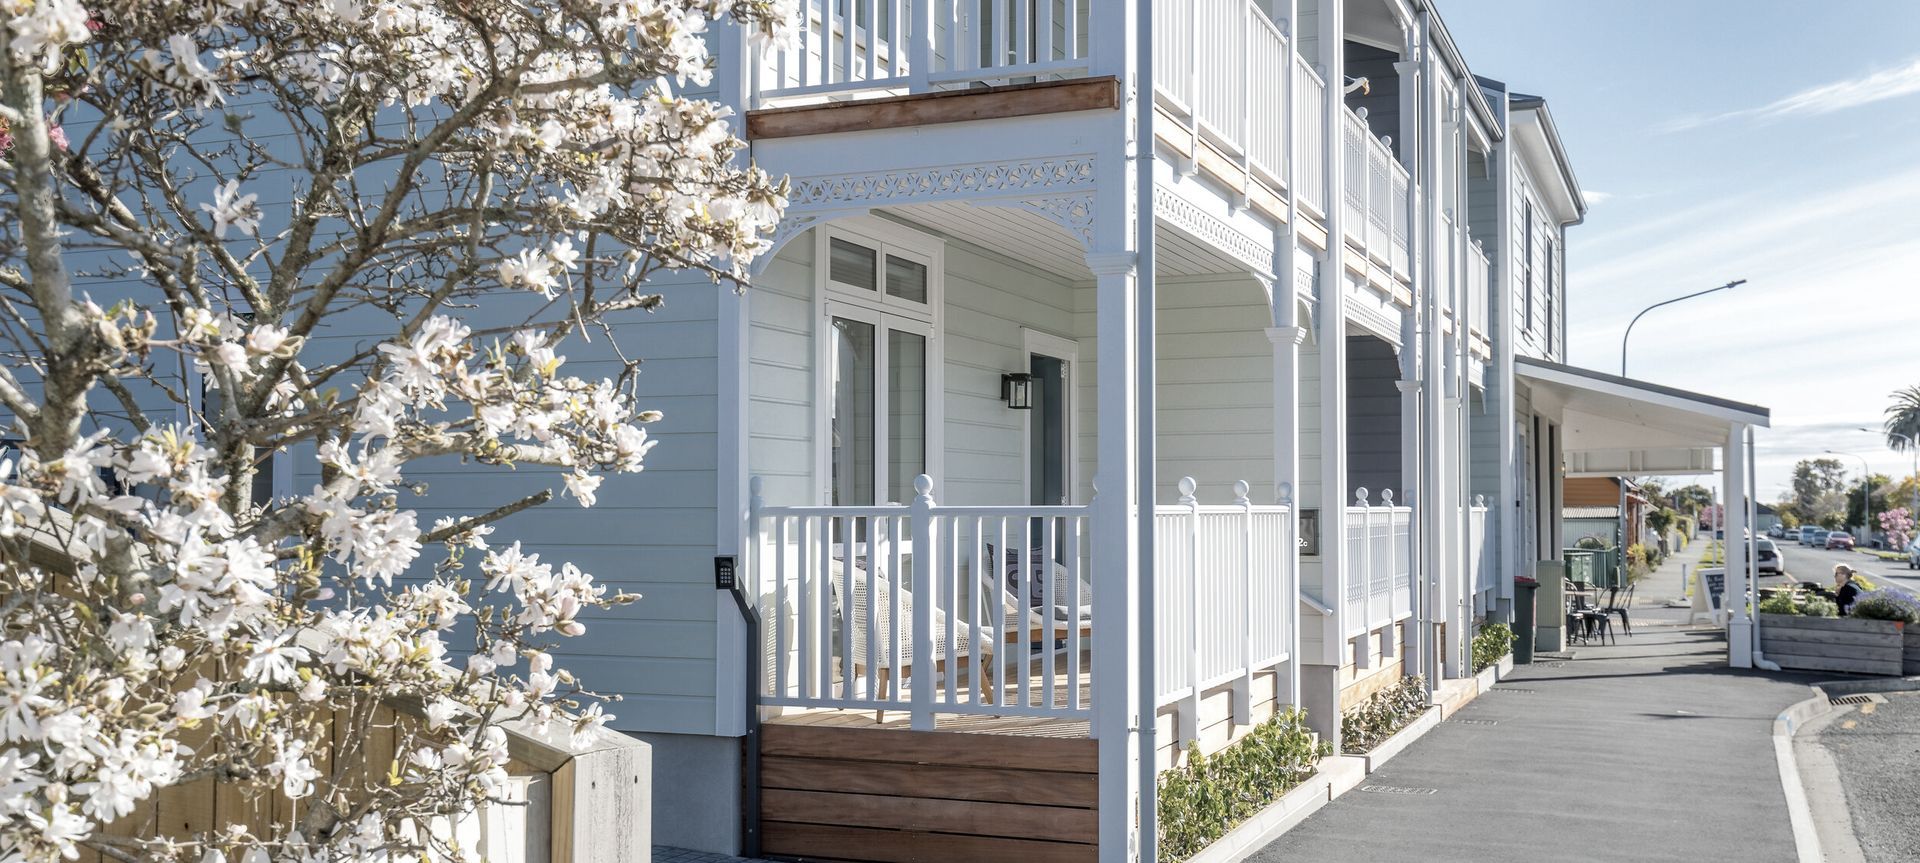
[{"x1": 1515, "y1": 360, "x2": 1772, "y2": 429}]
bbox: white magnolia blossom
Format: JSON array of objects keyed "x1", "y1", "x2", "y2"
[{"x1": 0, "y1": 0, "x2": 793, "y2": 860}]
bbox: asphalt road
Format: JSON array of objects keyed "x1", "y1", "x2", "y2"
[
  {"x1": 1772, "y1": 538, "x2": 1920, "y2": 594},
  {"x1": 1812, "y1": 692, "x2": 1920, "y2": 863}
]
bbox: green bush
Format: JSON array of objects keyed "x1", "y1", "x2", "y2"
[
  {"x1": 1471, "y1": 623, "x2": 1515, "y2": 673},
  {"x1": 1800, "y1": 597, "x2": 1839, "y2": 618},
  {"x1": 1758, "y1": 591, "x2": 1798, "y2": 616},
  {"x1": 1157, "y1": 708, "x2": 1330, "y2": 862},
  {"x1": 1339, "y1": 675, "x2": 1428, "y2": 754}
]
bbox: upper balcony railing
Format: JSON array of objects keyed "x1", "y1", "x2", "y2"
[
  {"x1": 1467, "y1": 238, "x2": 1491, "y2": 339},
  {"x1": 1153, "y1": 0, "x2": 1301, "y2": 193},
  {"x1": 1294, "y1": 57, "x2": 1328, "y2": 218},
  {"x1": 1341, "y1": 107, "x2": 1411, "y2": 282},
  {"x1": 753, "y1": 0, "x2": 1094, "y2": 105}
]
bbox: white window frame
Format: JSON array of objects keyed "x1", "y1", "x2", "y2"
[
  {"x1": 812, "y1": 219, "x2": 945, "y2": 505},
  {"x1": 1020, "y1": 327, "x2": 1080, "y2": 506}
]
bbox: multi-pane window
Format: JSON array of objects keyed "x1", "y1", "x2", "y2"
[
  {"x1": 1521, "y1": 200, "x2": 1534, "y2": 333},
  {"x1": 822, "y1": 228, "x2": 937, "y2": 508},
  {"x1": 1545, "y1": 239, "x2": 1555, "y2": 354}
]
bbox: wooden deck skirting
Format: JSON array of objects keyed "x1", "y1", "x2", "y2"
[
  {"x1": 746, "y1": 77, "x2": 1121, "y2": 140},
  {"x1": 759, "y1": 723, "x2": 1098, "y2": 863}
]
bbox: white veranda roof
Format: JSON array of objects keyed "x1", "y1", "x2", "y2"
[{"x1": 1515, "y1": 357, "x2": 1771, "y2": 478}]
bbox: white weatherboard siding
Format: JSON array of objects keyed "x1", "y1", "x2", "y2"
[
  {"x1": 748, "y1": 222, "x2": 1085, "y2": 509},
  {"x1": 1344, "y1": 335, "x2": 1403, "y2": 503},
  {"x1": 293, "y1": 277, "x2": 730, "y2": 737},
  {"x1": 1155, "y1": 277, "x2": 1277, "y2": 505}
]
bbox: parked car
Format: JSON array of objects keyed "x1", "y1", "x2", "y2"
[
  {"x1": 1766, "y1": 525, "x2": 1784, "y2": 539},
  {"x1": 1799, "y1": 525, "x2": 1821, "y2": 546},
  {"x1": 1826, "y1": 531, "x2": 1855, "y2": 550},
  {"x1": 1756, "y1": 539, "x2": 1782, "y2": 576},
  {"x1": 1908, "y1": 540, "x2": 1920, "y2": 570},
  {"x1": 1808, "y1": 529, "x2": 1830, "y2": 548}
]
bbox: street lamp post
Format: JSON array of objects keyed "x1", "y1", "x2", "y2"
[
  {"x1": 1621, "y1": 280, "x2": 1747, "y2": 376},
  {"x1": 1827, "y1": 450, "x2": 1872, "y2": 543}
]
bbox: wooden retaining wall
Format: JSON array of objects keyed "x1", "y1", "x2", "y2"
[
  {"x1": 1905, "y1": 627, "x2": 1920, "y2": 676},
  {"x1": 1758, "y1": 614, "x2": 1904, "y2": 676},
  {"x1": 760, "y1": 724, "x2": 1098, "y2": 863}
]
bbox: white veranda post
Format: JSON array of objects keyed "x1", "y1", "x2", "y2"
[{"x1": 1726, "y1": 422, "x2": 1753, "y2": 669}]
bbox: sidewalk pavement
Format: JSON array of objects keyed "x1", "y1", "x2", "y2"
[{"x1": 1248, "y1": 626, "x2": 1826, "y2": 863}]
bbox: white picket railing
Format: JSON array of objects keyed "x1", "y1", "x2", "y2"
[
  {"x1": 1467, "y1": 239, "x2": 1492, "y2": 338},
  {"x1": 748, "y1": 476, "x2": 1093, "y2": 729},
  {"x1": 1294, "y1": 57, "x2": 1327, "y2": 217},
  {"x1": 1341, "y1": 107, "x2": 1412, "y2": 282},
  {"x1": 1344, "y1": 487, "x2": 1413, "y2": 637},
  {"x1": 1469, "y1": 495, "x2": 1494, "y2": 600},
  {"x1": 754, "y1": 0, "x2": 1094, "y2": 104},
  {"x1": 1152, "y1": 478, "x2": 1293, "y2": 740}
]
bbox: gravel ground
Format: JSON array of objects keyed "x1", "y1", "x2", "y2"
[{"x1": 1817, "y1": 691, "x2": 1920, "y2": 863}]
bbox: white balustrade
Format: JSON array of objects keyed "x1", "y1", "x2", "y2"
[
  {"x1": 754, "y1": 0, "x2": 1093, "y2": 105},
  {"x1": 748, "y1": 476, "x2": 1092, "y2": 729},
  {"x1": 1294, "y1": 58, "x2": 1327, "y2": 216},
  {"x1": 1152, "y1": 478, "x2": 1295, "y2": 741},
  {"x1": 1344, "y1": 487, "x2": 1414, "y2": 637},
  {"x1": 1340, "y1": 107, "x2": 1413, "y2": 283},
  {"x1": 1469, "y1": 495, "x2": 1493, "y2": 600},
  {"x1": 1467, "y1": 240, "x2": 1492, "y2": 338}
]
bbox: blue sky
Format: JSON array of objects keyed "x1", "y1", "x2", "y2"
[{"x1": 1443, "y1": 0, "x2": 1920, "y2": 502}]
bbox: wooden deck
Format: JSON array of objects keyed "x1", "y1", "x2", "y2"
[{"x1": 758, "y1": 653, "x2": 1099, "y2": 862}]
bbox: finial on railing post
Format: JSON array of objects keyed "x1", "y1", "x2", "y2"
[
  {"x1": 1381, "y1": 489, "x2": 1396, "y2": 507},
  {"x1": 1233, "y1": 480, "x2": 1251, "y2": 506},
  {"x1": 1178, "y1": 476, "x2": 1199, "y2": 506},
  {"x1": 1354, "y1": 487, "x2": 1370, "y2": 507},
  {"x1": 1475, "y1": 493, "x2": 1486, "y2": 508},
  {"x1": 749, "y1": 475, "x2": 764, "y2": 508},
  {"x1": 1278, "y1": 481, "x2": 1294, "y2": 507}
]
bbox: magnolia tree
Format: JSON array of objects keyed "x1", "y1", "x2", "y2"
[
  {"x1": 1878, "y1": 508, "x2": 1912, "y2": 552},
  {"x1": 0, "y1": 1, "x2": 793, "y2": 861}
]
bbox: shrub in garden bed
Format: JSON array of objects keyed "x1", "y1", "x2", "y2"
[
  {"x1": 1157, "y1": 708, "x2": 1331, "y2": 863},
  {"x1": 1851, "y1": 591, "x2": 1920, "y2": 624},
  {"x1": 1759, "y1": 590, "x2": 1839, "y2": 618},
  {"x1": 1339, "y1": 675, "x2": 1428, "y2": 754},
  {"x1": 1471, "y1": 623, "x2": 1515, "y2": 673}
]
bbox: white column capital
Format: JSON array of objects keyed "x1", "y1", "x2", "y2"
[
  {"x1": 1084, "y1": 251, "x2": 1138, "y2": 277},
  {"x1": 1396, "y1": 380, "x2": 1422, "y2": 395},
  {"x1": 1266, "y1": 326, "x2": 1309, "y2": 347}
]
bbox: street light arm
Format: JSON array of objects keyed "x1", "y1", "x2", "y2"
[{"x1": 1621, "y1": 279, "x2": 1747, "y2": 376}]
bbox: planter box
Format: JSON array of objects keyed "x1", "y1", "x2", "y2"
[
  {"x1": 1758, "y1": 614, "x2": 1904, "y2": 676},
  {"x1": 1360, "y1": 706, "x2": 1440, "y2": 773},
  {"x1": 1497, "y1": 653, "x2": 1514, "y2": 678},
  {"x1": 1905, "y1": 627, "x2": 1920, "y2": 676},
  {"x1": 1183, "y1": 763, "x2": 1336, "y2": 863}
]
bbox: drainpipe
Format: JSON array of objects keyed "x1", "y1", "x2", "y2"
[
  {"x1": 1135, "y1": 0, "x2": 1159, "y2": 848},
  {"x1": 1277, "y1": 0, "x2": 1304, "y2": 712},
  {"x1": 1416, "y1": 8, "x2": 1443, "y2": 692}
]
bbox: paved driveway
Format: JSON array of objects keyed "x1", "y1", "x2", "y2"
[{"x1": 1249, "y1": 627, "x2": 1825, "y2": 863}]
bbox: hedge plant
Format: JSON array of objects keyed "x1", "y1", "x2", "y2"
[
  {"x1": 1471, "y1": 622, "x2": 1515, "y2": 673},
  {"x1": 1851, "y1": 591, "x2": 1920, "y2": 624},
  {"x1": 1339, "y1": 675, "x2": 1428, "y2": 754},
  {"x1": 1157, "y1": 708, "x2": 1330, "y2": 862}
]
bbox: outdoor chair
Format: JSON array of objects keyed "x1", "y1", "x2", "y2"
[
  {"x1": 1600, "y1": 583, "x2": 1634, "y2": 637},
  {"x1": 827, "y1": 556, "x2": 997, "y2": 722},
  {"x1": 982, "y1": 542, "x2": 1096, "y2": 644}
]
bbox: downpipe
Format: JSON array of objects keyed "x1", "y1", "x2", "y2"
[{"x1": 1747, "y1": 427, "x2": 1780, "y2": 671}]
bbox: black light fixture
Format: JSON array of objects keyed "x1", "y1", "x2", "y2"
[{"x1": 1001, "y1": 372, "x2": 1034, "y2": 409}]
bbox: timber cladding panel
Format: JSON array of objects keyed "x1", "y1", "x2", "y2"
[
  {"x1": 1758, "y1": 614, "x2": 1905, "y2": 676},
  {"x1": 759, "y1": 724, "x2": 1098, "y2": 862}
]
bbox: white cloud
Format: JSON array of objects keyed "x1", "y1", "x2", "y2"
[
  {"x1": 1581, "y1": 189, "x2": 1613, "y2": 205},
  {"x1": 1658, "y1": 55, "x2": 1920, "y2": 132}
]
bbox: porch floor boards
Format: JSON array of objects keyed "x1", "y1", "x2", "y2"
[{"x1": 765, "y1": 650, "x2": 1093, "y2": 738}]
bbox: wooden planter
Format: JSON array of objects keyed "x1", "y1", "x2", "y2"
[
  {"x1": 1758, "y1": 614, "x2": 1904, "y2": 676},
  {"x1": 1905, "y1": 627, "x2": 1920, "y2": 676}
]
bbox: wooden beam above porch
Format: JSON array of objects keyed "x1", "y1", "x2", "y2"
[{"x1": 746, "y1": 77, "x2": 1121, "y2": 140}]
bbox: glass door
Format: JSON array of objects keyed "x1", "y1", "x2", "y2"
[
  {"x1": 827, "y1": 302, "x2": 931, "y2": 508},
  {"x1": 1029, "y1": 353, "x2": 1070, "y2": 507}
]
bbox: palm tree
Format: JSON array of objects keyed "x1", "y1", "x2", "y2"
[{"x1": 1886, "y1": 386, "x2": 1920, "y2": 452}]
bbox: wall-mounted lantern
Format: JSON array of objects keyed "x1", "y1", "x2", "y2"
[{"x1": 1001, "y1": 372, "x2": 1034, "y2": 410}]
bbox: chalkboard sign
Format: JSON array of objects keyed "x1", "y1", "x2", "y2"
[{"x1": 1700, "y1": 569, "x2": 1726, "y2": 611}]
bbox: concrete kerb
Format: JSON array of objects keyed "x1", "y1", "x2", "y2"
[{"x1": 1770, "y1": 676, "x2": 1920, "y2": 863}]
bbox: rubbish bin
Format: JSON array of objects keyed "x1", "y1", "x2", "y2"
[{"x1": 1513, "y1": 576, "x2": 1538, "y2": 664}]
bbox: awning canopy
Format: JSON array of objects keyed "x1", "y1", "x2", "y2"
[{"x1": 1515, "y1": 357, "x2": 1771, "y2": 478}]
